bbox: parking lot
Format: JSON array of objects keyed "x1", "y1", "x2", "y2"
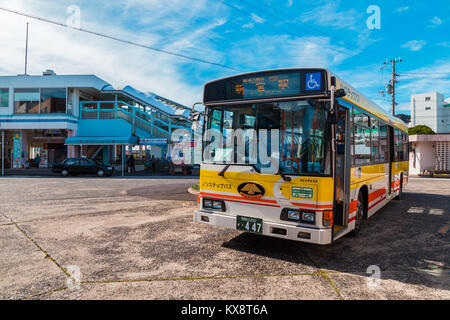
[{"x1": 0, "y1": 176, "x2": 449, "y2": 300}]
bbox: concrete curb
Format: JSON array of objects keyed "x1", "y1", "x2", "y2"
[{"x1": 187, "y1": 187, "x2": 200, "y2": 195}]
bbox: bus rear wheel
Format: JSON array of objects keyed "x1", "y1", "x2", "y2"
[{"x1": 350, "y1": 192, "x2": 365, "y2": 236}]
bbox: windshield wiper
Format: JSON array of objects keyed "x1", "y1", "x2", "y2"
[
  {"x1": 218, "y1": 164, "x2": 261, "y2": 177},
  {"x1": 218, "y1": 164, "x2": 230, "y2": 177},
  {"x1": 277, "y1": 168, "x2": 291, "y2": 182}
]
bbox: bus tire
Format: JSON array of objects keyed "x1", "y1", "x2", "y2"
[{"x1": 350, "y1": 191, "x2": 365, "y2": 236}]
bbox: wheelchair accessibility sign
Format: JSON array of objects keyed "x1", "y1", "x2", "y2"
[{"x1": 305, "y1": 72, "x2": 321, "y2": 91}]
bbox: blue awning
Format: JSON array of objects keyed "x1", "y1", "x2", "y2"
[{"x1": 65, "y1": 136, "x2": 138, "y2": 145}]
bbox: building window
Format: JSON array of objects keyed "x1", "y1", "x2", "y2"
[
  {"x1": 0, "y1": 88, "x2": 8, "y2": 107},
  {"x1": 425, "y1": 107, "x2": 431, "y2": 110},
  {"x1": 425, "y1": 97, "x2": 431, "y2": 101},
  {"x1": 14, "y1": 89, "x2": 40, "y2": 114},
  {"x1": 41, "y1": 88, "x2": 66, "y2": 114}
]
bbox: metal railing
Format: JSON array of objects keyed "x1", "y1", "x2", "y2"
[{"x1": 80, "y1": 100, "x2": 193, "y2": 139}]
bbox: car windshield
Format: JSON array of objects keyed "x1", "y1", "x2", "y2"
[
  {"x1": 81, "y1": 158, "x2": 98, "y2": 165},
  {"x1": 63, "y1": 158, "x2": 78, "y2": 165},
  {"x1": 203, "y1": 100, "x2": 331, "y2": 175}
]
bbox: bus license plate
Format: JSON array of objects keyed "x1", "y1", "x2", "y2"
[{"x1": 236, "y1": 216, "x2": 263, "y2": 234}]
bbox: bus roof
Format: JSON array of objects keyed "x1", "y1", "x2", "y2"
[{"x1": 203, "y1": 68, "x2": 408, "y2": 132}]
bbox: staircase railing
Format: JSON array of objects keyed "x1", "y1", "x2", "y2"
[{"x1": 80, "y1": 100, "x2": 192, "y2": 139}]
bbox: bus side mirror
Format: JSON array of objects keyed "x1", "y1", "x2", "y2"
[
  {"x1": 327, "y1": 111, "x2": 338, "y2": 124},
  {"x1": 335, "y1": 89, "x2": 346, "y2": 98},
  {"x1": 326, "y1": 100, "x2": 338, "y2": 124}
]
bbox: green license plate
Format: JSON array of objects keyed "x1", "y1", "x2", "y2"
[{"x1": 236, "y1": 216, "x2": 263, "y2": 234}]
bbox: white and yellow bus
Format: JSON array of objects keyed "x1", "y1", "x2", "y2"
[{"x1": 194, "y1": 68, "x2": 408, "y2": 244}]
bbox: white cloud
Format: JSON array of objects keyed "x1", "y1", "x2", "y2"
[
  {"x1": 396, "y1": 6, "x2": 409, "y2": 13},
  {"x1": 0, "y1": 0, "x2": 231, "y2": 106},
  {"x1": 401, "y1": 40, "x2": 427, "y2": 51},
  {"x1": 229, "y1": 35, "x2": 356, "y2": 70},
  {"x1": 241, "y1": 13, "x2": 265, "y2": 29},
  {"x1": 396, "y1": 60, "x2": 450, "y2": 105},
  {"x1": 299, "y1": 2, "x2": 362, "y2": 31},
  {"x1": 429, "y1": 16, "x2": 443, "y2": 27},
  {"x1": 250, "y1": 13, "x2": 265, "y2": 24},
  {"x1": 287, "y1": 0, "x2": 294, "y2": 7}
]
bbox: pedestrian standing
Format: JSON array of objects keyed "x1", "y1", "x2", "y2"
[
  {"x1": 127, "y1": 154, "x2": 136, "y2": 173},
  {"x1": 35, "y1": 154, "x2": 41, "y2": 168},
  {"x1": 151, "y1": 155, "x2": 156, "y2": 172}
]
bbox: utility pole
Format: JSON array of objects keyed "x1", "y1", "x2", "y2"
[
  {"x1": 380, "y1": 57, "x2": 402, "y2": 115},
  {"x1": 24, "y1": 22, "x2": 29, "y2": 75}
]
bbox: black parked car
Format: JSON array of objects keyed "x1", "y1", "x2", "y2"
[{"x1": 52, "y1": 158, "x2": 115, "y2": 177}]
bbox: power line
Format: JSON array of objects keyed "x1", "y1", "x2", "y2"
[
  {"x1": 219, "y1": 0, "x2": 374, "y2": 64},
  {"x1": 0, "y1": 6, "x2": 243, "y2": 72},
  {"x1": 400, "y1": 76, "x2": 450, "y2": 80},
  {"x1": 240, "y1": 0, "x2": 386, "y2": 64},
  {"x1": 400, "y1": 71, "x2": 450, "y2": 75}
]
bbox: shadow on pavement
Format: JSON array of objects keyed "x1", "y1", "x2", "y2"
[
  {"x1": 127, "y1": 183, "x2": 198, "y2": 202},
  {"x1": 222, "y1": 191, "x2": 450, "y2": 291}
]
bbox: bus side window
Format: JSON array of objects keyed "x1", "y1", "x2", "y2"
[
  {"x1": 379, "y1": 122, "x2": 388, "y2": 163},
  {"x1": 371, "y1": 119, "x2": 380, "y2": 164},
  {"x1": 394, "y1": 128, "x2": 400, "y2": 162}
]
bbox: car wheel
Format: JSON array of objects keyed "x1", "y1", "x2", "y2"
[
  {"x1": 61, "y1": 169, "x2": 69, "y2": 177},
  {"x1": 350, "y1": 192, "x2": 365, "y2": 236},
  {"x1": 97, "y1": 169, "x2": 105, "y2": 177}
]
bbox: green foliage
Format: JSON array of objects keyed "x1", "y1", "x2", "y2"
[{"x1": 408, "y1": 125, "x2": 435, "y2": 135}]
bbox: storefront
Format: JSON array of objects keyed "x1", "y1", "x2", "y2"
[{"x1": 0, "y1": 129, "x2": 69, "y2": 168}]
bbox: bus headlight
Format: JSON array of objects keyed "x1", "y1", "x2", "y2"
[
  {"x1": 203, "y1": 199, "x2": 225, "y2": 211},
  {"x1": 282, "y1": 209, "x2": 314, "y2": 224},
  {"x1": 287, "y1": 210, "x2": 301, "y2": 221},
  {"x1": 212, "y1": 200, "x2": 224, "y2": 210},
  {"x1": 302, "y1": 212, "x2": 315, "y2": 224},
  {"x1": 203, "y1": 199, "x2": 213, "y2": 208}
]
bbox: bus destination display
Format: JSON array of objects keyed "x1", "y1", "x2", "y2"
[{"x1": 234, "y1": 73, "x2": 301, "y2": 99}]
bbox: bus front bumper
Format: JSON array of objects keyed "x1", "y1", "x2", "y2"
[{"x1": 194, "y1": 211, "x2": 332, "y2": 245}]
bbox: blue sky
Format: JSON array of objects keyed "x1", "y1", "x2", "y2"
[{"x1": 0, "y1": 0, "x2": 449, "y2": 114}]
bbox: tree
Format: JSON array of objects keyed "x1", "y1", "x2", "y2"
[{"x1": 408, "y1": 125, "x2": 435, "y2": 135}]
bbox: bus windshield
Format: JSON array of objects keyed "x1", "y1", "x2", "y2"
[{"x1": 204, "y1": 100, "x2": 331, "y2": 175}]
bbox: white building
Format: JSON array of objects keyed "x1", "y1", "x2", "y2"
[
  {"x1": 410, "y1": 92, "x2": 450, "y2": 133},
  {"x1": 0, "y1": 70, "x2": 194, "y2": 171},
  {"x1": 409, "y1": 134, "x2": 450, "y2": 174}
]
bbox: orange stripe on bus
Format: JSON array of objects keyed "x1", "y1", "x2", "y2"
[
  {"x1": 349, "y1": 200, "x2": 357, "y2": 213},
  {"x1": 369, "y1": 188, "x2": 386, "y2": 203},
  {"x1": 349, "y1": 187, "x2": 385, "y2": 215},
  {"x1": 391, "y1": 180, "x2": 400, "y2": 188}
]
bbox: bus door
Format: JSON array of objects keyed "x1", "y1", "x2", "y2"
[
  {"x1": 334, "y1": 106, "x2": 351, "y2": 234},
  {"x1": 388, "y1": 126, "x2": 395, "y2": 194}
]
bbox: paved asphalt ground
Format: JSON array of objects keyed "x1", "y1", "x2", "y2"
[{"x1": 0, "y1": 176, "x2": 448, "y2": 300}]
